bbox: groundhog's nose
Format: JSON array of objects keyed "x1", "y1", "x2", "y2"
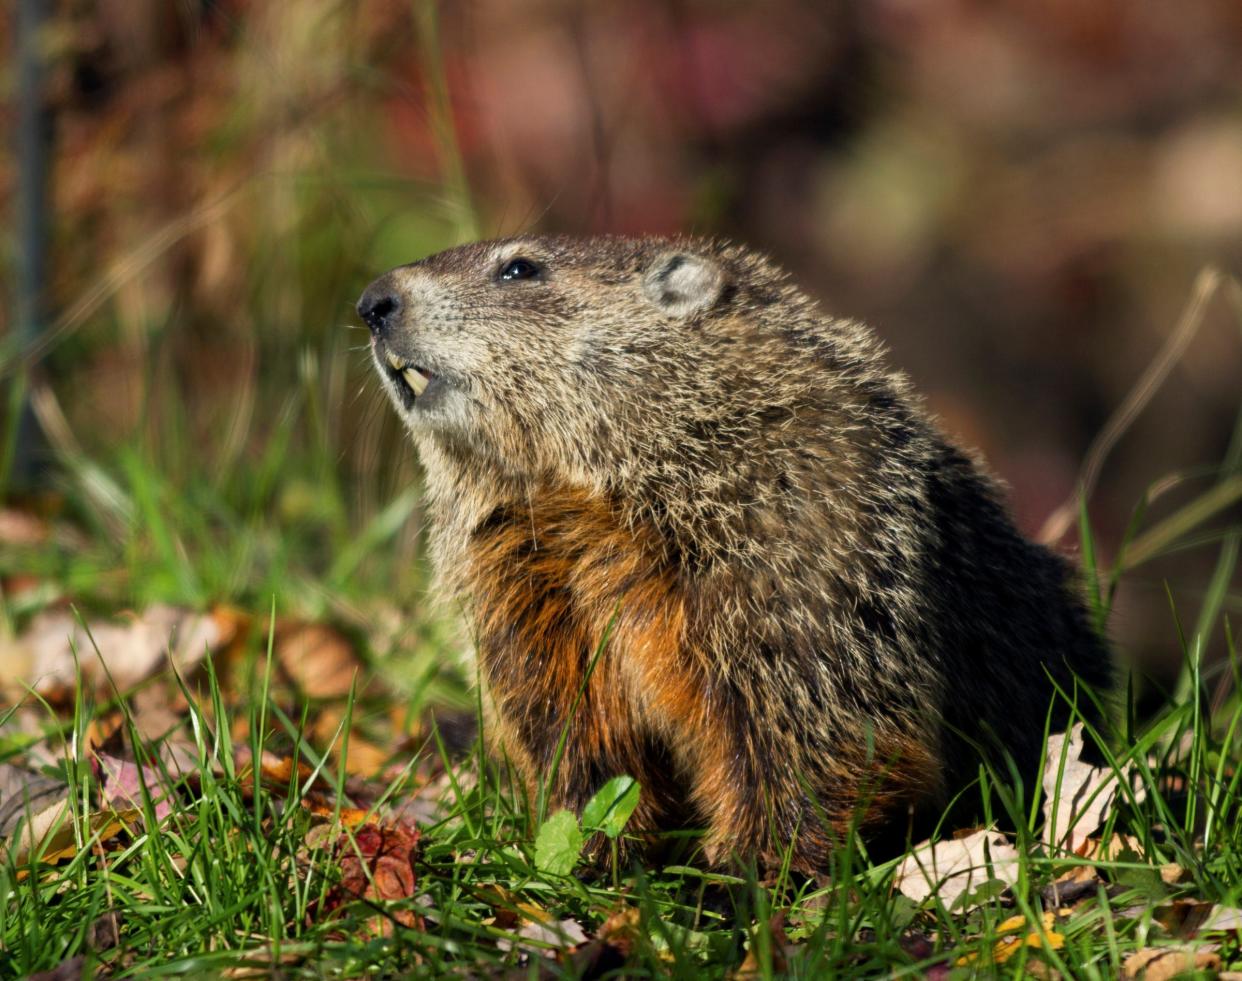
[{"x1": 357, "y1": 280, "x2": 402, "y2": 335}]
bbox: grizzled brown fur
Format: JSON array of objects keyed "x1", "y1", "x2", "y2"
[{"x1": 358, "y1": 235, "x2": 1112, "y2": 871}]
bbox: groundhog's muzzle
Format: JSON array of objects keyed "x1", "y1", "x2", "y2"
[
  {"x1": 357, "y1": 276, "x2": 401, "y2": 337},
  {"x1": 358, "y1": 274, "x2": 436, "y2": 403}
]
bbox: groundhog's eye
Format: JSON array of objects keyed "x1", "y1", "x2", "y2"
[{"x1": 498, "y1": 258, "x2": 542, "y2": 282}]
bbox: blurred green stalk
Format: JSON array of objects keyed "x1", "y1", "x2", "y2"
[{"x1": 413, "y1": 0, "x2": 478, "y2": 243}]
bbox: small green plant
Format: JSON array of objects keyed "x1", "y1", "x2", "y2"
[{"x1": 533, "y1": 774, "x2": 642, "y2": 876}]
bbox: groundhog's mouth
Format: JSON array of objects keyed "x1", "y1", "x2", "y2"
[{"x1": 384, "y1": 350, "x2": 437, "y2": 405}]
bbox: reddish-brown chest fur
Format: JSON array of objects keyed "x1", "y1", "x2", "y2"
[
  {"x1": 461, "y1": 484, "x2": 941, "y2": 867},
  {"x1": 461, "y1": 485, "x2": 705, "y2": 824}
]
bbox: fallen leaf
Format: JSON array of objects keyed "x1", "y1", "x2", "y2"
[
  {"x1": 1153, "y1": 899, "x2": 1215, "y2": 938},
  {"x1": 277, "y1": 622, "x2": 359, "y2": 699},
  {"x1": 558, "y1": 905, "x2": 642, "y2": 977},
  {"x1": 1041, "y1": 862, "x2": 1102, "y2": 908},
  {"x1": 0, "y1": 507, "x2": 49, "y2": 546},
  {"x1": 1122, "y1": 947, "x2": 1221, "y2": 980},
  {"x1": 311, "y1": 705, "x2": 390, "y2": 777},
  {"x1": 497, "y1": 905, "x2": 588, "y2": 956},
  {"x1": 129, "y1": 682, "x2": 190, "y2": 742},
  {"x1": 0, "y1": 793, "x2": 70, "y2": 865},
  {"x1": 2, "y1": 605, "x2": 230, "y2": 698},
  {"x1": 893, "y1": 828, "x2": 1021, "y2": 910},
  {"x1": 729, "y1": 913, "x2": 793, "y2": 978},
  {"x1": 594, "y1": 905, "x2": 641, "y2": 957},
  {"x1": 958, "y1": 912, "x2": 1065, "y2": 967},
  {"x1": 312, "y1": 819, "x2": 423, "y2": 936},
  {"x1": 94, "y1": 752, "x2": 176, "y2": 822},
  {"x1": 4, "y1": 805, "x2": 140, "y2": 870},
  {"x1": 731, "y1": 948, "x2": 763, "y2": 979},
  {"x1": 1094, "y1": 833, "x2": 1146, "y2": 862},
  {"x1": 0, "y1": 764, "x2": 67, "y2": 836},
  {"x1": 1043, "y1": 724, "x2": 1145, "y2": 854},
  {"x1": 1023, "y1": 960, "x2": 1063, "y2": 980},
  {"x1": 85, "y1": 711, "x2": 126, "y2": 756},
  {"x1": 1199, "y1": 904, "x2": 1242, "y2": 935},
  {"x1": 1158, "y1": 863, "x2": 1189, "y2": 886}
]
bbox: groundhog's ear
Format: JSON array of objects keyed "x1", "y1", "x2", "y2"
[{"x1": 642, "y1": 252, "x2": 726, "y2": 318}]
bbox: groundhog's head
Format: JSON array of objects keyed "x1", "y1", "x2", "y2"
[{"x1": 357, "y1": 235, "x2": 812, "y2": 483}]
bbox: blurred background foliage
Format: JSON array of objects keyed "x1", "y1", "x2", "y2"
[{"x1": 1, "y1": 0, "x2": 1241, "y2": 698}]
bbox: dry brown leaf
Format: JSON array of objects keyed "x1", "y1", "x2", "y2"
[
  {"x1": 893, "y1": 828, "x2": 1021, "y2": 909},
  {"x1": 311, "y1": 819, "x2": 423, "y2": 937},
  {"x1": 1023, "y1": 960, "x2": 1063, "y2": 980},
  {"x1": 340, "y1": 737, "x2": 390, "y2": 777},
  {"x1": 990, "y1": 927, "x2": 1066, "y2": 966},
  {"x1": 0, "y1": 791, "x2": 70, "y2": 866},
  {"x1": 0, "y1": 604, "x2": 231, "y2": 698},
  {"x1": 84, "y1": 711, "x2": 126, "y2": 756},
  {"x1": 277, "y1": 622, "x2": 359, "y2": 699},
  {"x1": 1043, "y1": 724, "x2": 1145, "y2": 854},
  {"x1": 1094, "y1": 833, "x2": 1146, "y2": 861},
  {"x1": 1200, "y1": 905, "x2": 1242, "y2": 935},
  {"x1": 555, "y1": 905, "x2": 643, "y2": 978},
  {"x1": 311, "y1": 706, "x2": 390, "y2": 777},
  {"x1": 502, "y1": 906, "x2": 589, "y2": 955},
  {"x1": 94, "y1": 752, "x2": 176, "y2": 822},
  {"x1": 481, "y1": 888, "x2": 588, "y2": 958},
  {"x1": 1152, "y1": 900, "x2": 1215, "y2": 939},
  {"x1": 0, "y1": 508, "x2": 49, "y2": 546},
  {"x1": 595, "y1": 906, "x2": 641, "y2": 957},
  {"x1": 1122, "y1": 947, "x2": 1221, "y2": 980},
  {"x1": 1041, "y1": 861, "x2": 1102, "y2": 908},
  {"x1": 130, "y1": 682, "x2": 191, "y2": 742},
  {"x1": 4, "y1": 804, "x2": 140, "y2": 872},
  {"x1": 731, "y1": 948, "x2": 763, "y2": 979},
  {"x1": 0, "y1": 765, "x2": 66, "y2": 837}
]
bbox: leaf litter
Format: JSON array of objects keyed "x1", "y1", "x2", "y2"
[{"x1": 2, "y1": 595, "x2": 1241, "y2": 976}]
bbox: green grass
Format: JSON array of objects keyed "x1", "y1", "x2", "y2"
[
  {"x1": 2, "y1": 455, "x2": 1242, "y2": 978},
  {"x1": 1, "y1": 613, "x2": 1240, "y2": 978}
]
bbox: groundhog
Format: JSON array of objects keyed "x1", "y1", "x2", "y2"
[{"x1": 357, "y1": 235, "x2": 1112, "y2": 871}]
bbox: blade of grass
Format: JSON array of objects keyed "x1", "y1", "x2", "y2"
[
  {"x1": 412, "y1": 0, "x2": 479, "y2": 243},
  {"x1": 327, "y1": 484, "x2": 420, "y2": 588},
  {"x1": 1039, "y1": 267, "x2": 1221, "y2": 544},
  {"x1": 1121, "y1": 475, "x2": 1242, "y2": 570}
]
